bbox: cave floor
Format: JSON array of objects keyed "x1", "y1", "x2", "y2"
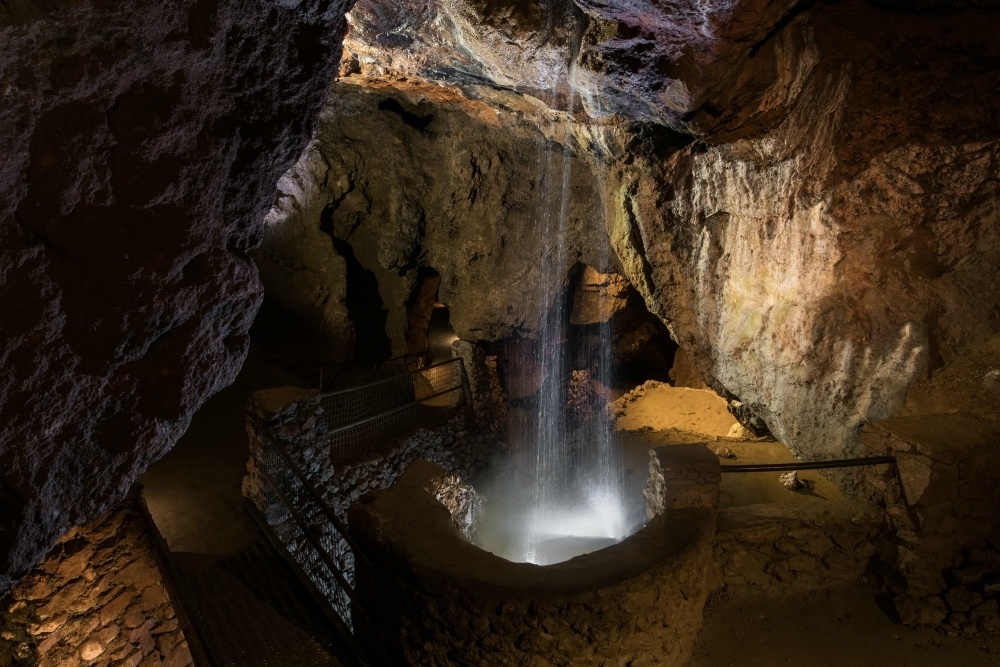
[
  {"x1": 138, "y1": 377, "x2": 1000, "y2": 666},
  {"x1": 141, "y1": 379, "x2": 257, "y2": 555},
  {"x1": 140, "y1": 378, "x2": 359, "y2": 666},
  {"x1": 612, "y1": 384, "x2": 995, "y2": 666},
  {"x1": 689, "y1": 584, "x2": 1000, "y2": 667},
  {"x1": 615, "y1": 385, "x2": 848, "y2": 510}
]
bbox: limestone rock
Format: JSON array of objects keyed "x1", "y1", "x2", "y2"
[
  {"x1": 725, "y1": 424, "x2": 753, "y2": 440},
  {"x1": 895, "y1": 594, "x2": 949, "y2": 628},
  {"x1": 0, "y1": 0, "x2": 352, "y2": 593},
  {"x1": 570, "y1": 267, "x2": 630, "y2": 326},
  {"x1": 425, "y1": 470, "x2": 485, "y2": 540},
  {"x1": 778, "y1": 472, "x2": 812, "y2": 492},
  {"x1": 259, "y1": 77, "x2": 609, "y2": 351},
  {"x1": 669, "y1": 347, "x2": 708, "y2": 390},
  {"x1": 607, "y1": 6, "x2": 1000, "y2": 462}
]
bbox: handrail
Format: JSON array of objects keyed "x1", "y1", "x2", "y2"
[
  {"x1": 242, "y1": 499, "x2": 373, "y2": 666},
  {"x1": 136, "y1": 492, "x2": 222, "y2": 667},
  {"x1": 255, "y1": 465, "x2": 360, "y2": 606},
  {"x1": 319, "y1": 358, "x2": 462, "y2": 399},
  {"x1": 719, "y1": 453, "x2": 918, "y2": 527},
  {"x1": 719, "y1": 456, "x2": 897, "y2": 473},
  {"x1": 322, "y1": 385, "x2": 463, "y2": 437},
  {"x1": 263, "y1": 432, "x2": 371, "y2": 566}
]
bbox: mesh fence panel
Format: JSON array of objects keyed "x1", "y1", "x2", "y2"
[
  {"x1": 246, "y1": 359, "x2": 469, "y2": 634},
  {"x1": 251, "y1": 435, "x2": 354, "y2": 631},
  {"x1": 318, "y1": 359, "x2": 466, "y2": 462}
]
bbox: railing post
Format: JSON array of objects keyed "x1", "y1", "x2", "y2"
[{"x1": 458, "y1": 357, "x2": 472, "y2": 409}]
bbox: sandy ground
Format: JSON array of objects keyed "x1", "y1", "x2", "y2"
[
  {"x1": 615, "y1": 385, "x2": 846, "y2": 509},
  {"x1": 616, "y1": 386, "x2": 739, "y2": 436},
  {"x1": 616, "y1": 383, "x2": 1000, "y2": 667},
  {"x1": 690, "y1": 585, "x2": 1000, "y2": 667}
]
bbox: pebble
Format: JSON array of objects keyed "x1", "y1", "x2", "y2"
[{"x1": 778, "y1": 471, "x2": 813, "y2": 491}]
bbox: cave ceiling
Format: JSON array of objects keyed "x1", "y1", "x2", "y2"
[{"x1": 343, "y1": 0, "x2": 808, "y2": 130}]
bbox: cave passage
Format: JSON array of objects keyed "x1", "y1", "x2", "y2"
[
  {"x1": 405, "y1": 267, "x2": 458, "y2": 364},
  {"x1": 326, "y1": 234, "x2": 392, "y2": 364}
]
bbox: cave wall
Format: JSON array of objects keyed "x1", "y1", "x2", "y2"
[
  {"x1": 258, "y1": 76, "x2": 612, "y2": 358},
  {"x1": 267, "y1": 0, "x2": 1000, "y2": 464},
  {"x1": 0, "y1": 0, "x2": 353, "y2": 594},
  {"x1": 607, "y1": 6, "x2": 1000, "y2": 458},
  {"x1": 3, "y1": 0, "x2": 999, "y2": 600}
]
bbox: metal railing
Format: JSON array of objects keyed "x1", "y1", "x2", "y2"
[
  {"x1": 248, "y1": 431, "x2": 368, "y2": 632},
  {"x1": 719, "y1": 456, "x2": 897, "y2": 473},
  {"x1": 136, "y1": 494, "x2": 222, "y2": 667},
  {"x1": 719, "y1": 454, "x2": 918, "y2": 524},
  {"x1": 317, "y1": 358, "x2": 468, "y2": 461}
]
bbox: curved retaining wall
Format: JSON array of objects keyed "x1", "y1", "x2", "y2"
[{"x1": 349, "y1": 446, "x2": 720, "y2": 666}]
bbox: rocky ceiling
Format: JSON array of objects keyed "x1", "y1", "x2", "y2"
[{"x1": 2, "y1": 0, "x2": 1000, "y2": 596}]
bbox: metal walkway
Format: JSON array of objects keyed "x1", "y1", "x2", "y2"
[
  {"x1": 172, "y1": 542, "x2": 356, "y2": 667},
  {"x1": 138, "y1": 381, "x2": 362, "y2": 667}
]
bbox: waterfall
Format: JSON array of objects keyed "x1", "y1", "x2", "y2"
[
  {"x1": 514, "y1": 61, "x2": 627, "y2": 565},
  {"x1": 472, "y1": 20, "x2": 630, "y2": 565}
]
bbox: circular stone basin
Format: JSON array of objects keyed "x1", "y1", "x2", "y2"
[
  {"x1": 530, "y1": 534, "x2": 620, "y2": 565},
  {"x1": 470, "y1": 487, "x2": 644, "y2": 565},
  {"x1": 348, "y1": 450, "x2": 720, "y2": 666}
]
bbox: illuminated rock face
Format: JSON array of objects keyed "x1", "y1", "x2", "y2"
[
  {"x1": 607, "y1": 8, "x2": 1000, "y2": 457},
  {"x1": 259, "y1": 78, "x2": 610, "y2": 354},
  {"x1": 282, "y1": 1, "x2": 1000, "y2": 461},
  {"x1": 0, "y1": 0, "x2": 351, "y2": 594}
]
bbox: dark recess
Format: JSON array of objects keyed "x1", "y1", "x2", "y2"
[
  {"x1": 378, "y1": 98, "x2": 434, "y2": 133},
  {"x1": 319, "y1": 206, "x2": 392, "y2": 363}
]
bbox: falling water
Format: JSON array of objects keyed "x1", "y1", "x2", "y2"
[{"x1": 474, "y1": 46, "x2": 630, "y2": 565}]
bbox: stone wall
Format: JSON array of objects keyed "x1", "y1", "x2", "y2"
[
  {"x1": 0, "y1": 503, "x2": 191, "y2": 667},
  {"x1": 858, "y1": 414, "x2": 1000, "y2": 634},
  {"x1": 241, "y1": 359, "x2": 503, "y2": 622},
  {"x1": 348, "y1": 448, "x2": 720, "y2": 666},
  {"x1": 711, "y1": 503, "x2": 881, "y2": 598},
  {"x1": 243, "y1": 361, "x2": 502, "y2": 524},
  {"x1": 645, "y1": 445, "x2": 722, "y2": 515}
]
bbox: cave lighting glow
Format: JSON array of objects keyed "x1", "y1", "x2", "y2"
[
  {"x1": 531, "y1": 488, "x2": 628, "y2": 542},
  {"x1": 472, "y1": 58, "x2": 631, "y2": 567}
]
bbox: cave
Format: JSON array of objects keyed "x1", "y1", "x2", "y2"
[{"x1": 3, "y1": 1, "x2": 1000, "y2": 666}]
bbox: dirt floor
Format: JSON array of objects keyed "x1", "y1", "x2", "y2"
[
  {"x1": 689, "y1": 585, "x2": 1000, "y2": 667},
  {"x1": 614, "y1": 385, "x2": 846, "y2": 510},
  {"x1": 616, "y1": 386, "x2": 740, "y2": 436},
  {"x1": 616, "y1": 384, "x2": 1000, "y2": 667}
]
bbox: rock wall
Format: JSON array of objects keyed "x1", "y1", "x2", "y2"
[
  {"x1": 5, "y1": 0, "x2": 998, "y2": 608},
  {"x1": 0, "y1": 0, "x2": 353, "y2": 593},
  {"x1": 257, "y1": 74, "x2": 611, "y2": 357},
  {"x1": 267, "y1": 1, "x2": 1000, "y2": 470},
  {"x1": 859, "y1": 414, "x2": 1000, "y2": 634},
  {"x1": 349, "y1": 453, "x2": 720, "y2": 666},
  {"x1": 0, "y1": 503, "x2": 191, "y2": 667},
  {"x1": 607, "y1": 6, "x2": 1000, "y2": 459}
]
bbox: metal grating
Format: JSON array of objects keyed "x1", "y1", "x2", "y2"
[
  {"x1": 242, "y1": 359, "x2": 470, "y2": 643},
  {"x1": 176, "y1": 541, "x2": 355, "y2": 667},
  {"x1": 247, "y1": 431, "x2": 365, "y2": 633}
]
